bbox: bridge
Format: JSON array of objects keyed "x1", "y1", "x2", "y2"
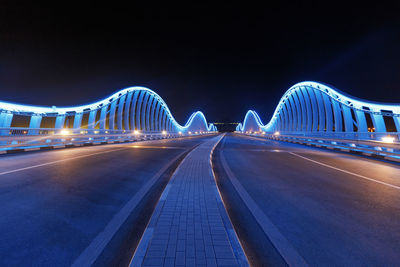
[{"x1": 0, "y1": 82, "x2": 399, "y2": 266}]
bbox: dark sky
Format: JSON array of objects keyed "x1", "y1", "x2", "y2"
[{"x1": 1, "y1": 2, "x2": 400, "y2": 124}]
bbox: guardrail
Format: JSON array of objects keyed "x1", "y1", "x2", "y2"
[
  {"x1": 240, "y1": 131, "x2": 400, "y2": 142},
  {"x1": 0, "y1": 127, "x2": 214, "y2": 154},
  {"x1": 239, "y1": 132, "x2": 400, "y2": 163}
]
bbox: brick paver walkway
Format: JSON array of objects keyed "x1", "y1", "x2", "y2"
[{"x1": 130, "y1": 135, "x2": 248, "y2": 267}]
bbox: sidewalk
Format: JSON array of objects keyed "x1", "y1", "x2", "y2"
[{"x1": 130, "y1": 134, "x2": 249, "y2": 267}]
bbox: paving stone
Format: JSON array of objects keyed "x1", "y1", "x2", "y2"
[
  {"x1": 186, "y1": 257, "x2": 196, "y2": 266},
  {"x1": 163, "y1": 257, "x2": 175, "y2": 267},
  {"x1": 175, "y1": 251, "x2": 185, "y2": 265},
  {"x1": 142, "y1": 257, "x2": 164, "y2": 266},
  {"x1": 132, "y1": 136, "x2": 248, "y2": 267},
  {"x1": 206, "y1": 258, "x2": 218, "y2": 267},
  {"x1": 216, "y1": 258, "x2": 239, "y2": 266}
]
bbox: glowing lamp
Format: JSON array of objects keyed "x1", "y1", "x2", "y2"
[
  {"x1": 274, "y1": 131, "x2": 280, "y2": 136},
  {"x1": 381, "y1": 136, "x2": 395, "y2": 143},
  {"x1": 162, "y1": 130, "x2": 167, "y2": 135},
  {"x1": 134, "y1": 130, "x2": 140, "y2": 135},
  {"x1": 60, "y1": 129, "x2": 70, "y2": 135}
]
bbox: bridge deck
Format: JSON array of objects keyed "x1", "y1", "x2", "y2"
[{"x1": 130, "y1": 135, "x2": 248, "y2": 267}]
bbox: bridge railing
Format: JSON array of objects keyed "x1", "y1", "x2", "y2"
[
  {"x1": 0, "y1": 127, "x2": 213, "y2": 153},
  {"x1": 256, "y1": 131, "x2": 400, "y2": 142},
  {"x1": 241, "y1": 131, "x2": 400, "y2": 162}
]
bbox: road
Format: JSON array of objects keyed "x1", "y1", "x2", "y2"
[
  {"x1": 0, "y1": 135, "x2": 216, "y2": 266},
  {"x1": 214, "y1": 133, "x2": 400, "y2": 266}
]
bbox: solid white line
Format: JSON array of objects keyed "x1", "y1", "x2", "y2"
[
  {"x1": 0, "y1": 138, "x2": 189, "y2": 177},
  {"x1": 289, "y1": 152, "x2": 400, "y2": 190},
  {"x1": 0, "y1": 147, "x2": 129, "y2": 177},
  {"x1": 130, "y1": 145, "x2": 185, "y2": 149}
]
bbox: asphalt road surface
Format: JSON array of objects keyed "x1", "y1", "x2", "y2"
[
  {"x1": 214, "y1": 133, "x2": 400, "y2": 266},
  {"x1": 0, "y1": 135, "x2": 216, "y2": 266}
]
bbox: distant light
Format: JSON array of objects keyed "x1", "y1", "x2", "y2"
[
  {"x1": 178, "y1": 131, "x2": 182, "y2": 135},
  {"x1": 134, "y1": 130, "x2": 140, "y2": 135},
  {"x1": 60, "y1": 129, "x2": 70, "y2": 135},
  {"x1": 195, "y1": 131, "x2": 198, "y2": 134},
  {"x1": 188, "y1": 131, "x2": 192, "y2": 134},
  {"x1": 381, "y1": 136, "x2": 395, "y2": 143},
  {"x1": 262, "y1": 132, "x2": 266, "y2": 135},
  {"x1": 274, "y1": 131, "x2": 280, "y2": 136},
  {"x1": 94, "y1": 130, "x2": 99, "y2": 134},
  {"x1": 162, "y1": 130, "x2": 167, "y2": 135}
]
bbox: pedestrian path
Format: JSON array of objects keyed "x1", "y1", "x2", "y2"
[{"x1": 130, "y1": 134, "x2": 249, "y2": 267}]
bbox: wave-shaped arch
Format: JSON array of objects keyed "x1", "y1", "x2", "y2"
[
  {"x1": 0, "y1": 86, "x2": 217, "y2": 134},
  {"x1": 237, "y1": 81, "x2": 400, "y2": 134}
]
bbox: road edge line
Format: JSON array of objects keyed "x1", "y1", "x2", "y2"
[{"x1": 289, "y1": 152, "x2": 400, "y2": 190}]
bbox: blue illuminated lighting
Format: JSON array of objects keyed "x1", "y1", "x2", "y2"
[
  {"x1": 0, "y1": 86, "x2": 217, "y2": 133},
  {"x1": 237, "y1": 81, "x2": 400, "y2": 137}
]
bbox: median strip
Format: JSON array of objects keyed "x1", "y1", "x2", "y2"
[
  {"x1": 219, "y1": 150, "x2": 308, "y2": 267},
  {"x1": 130, "y1": 134, "x2": 249, "y2": 267}
]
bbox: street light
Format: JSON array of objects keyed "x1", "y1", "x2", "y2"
[
  {"x1": 162, "y1": 130, "x2": 167, "y2": 135},
  {"x1": 60, "y1": 129, "x2": 70, "y2": 135},
  {"x1": 381, "y1": 136, "x2": 395, "y2": 143}
]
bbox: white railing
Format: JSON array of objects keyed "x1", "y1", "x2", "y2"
[
  {"x1": 240, "y1": 132, "x2": 400, "y2": 162},
  {"x1": 269, "y1": 131, "x2": 400, "y2": 142},
  {"x1": 0, "y1": 127, "x2": 214, "y2": 153}
]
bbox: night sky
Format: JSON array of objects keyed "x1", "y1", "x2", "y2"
[{"x1": 1, "y1": 2, "x2": 400, "y2": 124}]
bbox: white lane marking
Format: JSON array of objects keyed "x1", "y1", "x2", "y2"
[
  {"x1": 289, "y1": 152, "x2": 400, "y2": 190},
  {"x1": 0, "y1": 147, "x2": 129, "y2": 177},
  {"x1": 0, "y1": 138, "x2": 191, "y2": 177},
  {"x1": 131, "y1": 145, "x2": 185, "y2": 149}
]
